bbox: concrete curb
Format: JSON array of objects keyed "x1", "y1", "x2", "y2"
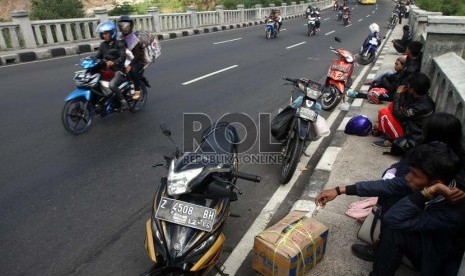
[{"x1": 0, "y1": 13, "x2": 312, "y2": 66}]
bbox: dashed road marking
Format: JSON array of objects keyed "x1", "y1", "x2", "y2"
[
  {"x1": 325, "y1": 30, "x2": 335, "y2": 35},
  {"x1": 286, "y1": 42, "x2": 306, "y2": 49},
  {"x1": 182, "y1": 65, "x2": 238, "y2": 85},
  {"x1": 213, "y1": 38, "x2": 242, "y2": 44},
  {"x1": 315, "y1": 147, "x2": 342, "y2": 171}
]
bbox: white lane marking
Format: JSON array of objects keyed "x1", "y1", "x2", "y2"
[
  {"x1": 325, "y1": 30, "x2": 335, "y2": 36},
  {"x1": 182, "y1": 65, "x2": 238, "y2": 85},
  {"x1": 366, "y1": 14, "x2": 371, "y2": 17},
  {"x1": 372, "y1": 66, "x2": 380, "y2": 71},
  {"x1": 280, "y1": 29, "x2": 287, "y2": 31},
  {"x1": 360, "y1": 85, "x2": 371, "y2": 92},
  {"x1": 338, "y1": 117, "x2": 352, "y2": 131},
  {"x1": 286, "y1": 42, "x2": 306, "y2": 49},
  {"x1": 367, "y1": 73, "x2": 376, "y2": 80},
  {"x1": 372, "y1": 11, "x2": 375, "y2": 14},
  {"x1": 345, "y1": 24, "x2": 352, "y2": 27},
  {"x1": 213, "y1": 38, "x2": 242, "y2": 44},
  {"x1": 358, "y1": 18, "x2": 363, "y2": 22},
  {"x1": 221, "y1": 105, "x2": 342, "y2": 276},
  {"x1": 324, "y1": 18, "x2": 330, "y2": 20},
  {"x1": 352, "y1": 98, "x2": 364, "y2": 107},
  {"x1": 315, "y1": 147, "x2": 342, "y2": 171}
]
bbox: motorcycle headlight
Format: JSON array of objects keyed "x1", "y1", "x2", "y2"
[
  {"x1": 306, "y1": 87, "x2": 321, "y2": 100},
  {"x1": 167, "y1": 162, "x2": 203, "y2": 196}
]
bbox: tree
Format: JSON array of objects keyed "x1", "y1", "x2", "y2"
[{"x1": 30, "y1": 0, "x2": 85, "y2": 20}]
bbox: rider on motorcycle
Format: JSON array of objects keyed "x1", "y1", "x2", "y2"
[
  {"x1": 95, "y1": 21, "x2": 129, "y2": 110},
  {"x1": 309, "y1": 8, "x2": 321, "y2": 31},
  {"x1": 117, "y1": 15, "x2": 145, "y2": 101},
  {"x1": 343, "y1": 5, "x2": 351, "y2": 23},
  {"x1": 268, "y1": 9, "x2": 280, "y2": 33},
  {"x1": 363, "y1": 23, "x2": 382, "y2": 49}
]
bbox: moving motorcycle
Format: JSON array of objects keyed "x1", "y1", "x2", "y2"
[
  {"x1": 358, "y1": 34, "x2": 381, "y2": 65},
  {"x1": 275, "y1": 77, "x2": 325, "y2": 184},
  {"x1": 142, "y1": 122, "x2": 261, "y2": 275},
  {"x1": 62, "y1": 56, "x2": 148, "y2": 135},
  {"x1": 307, "y1": 16, "x2": 317, "y2": 36},
  {"x1": 321, "y1": 38, "x2": 355, "y2": 111},
  {"x1": 342, "y1": 13, "x2": 350, "y2": 26},
  {"x1": 265, "y1": 17, "x2": 277, "y2": 39}
]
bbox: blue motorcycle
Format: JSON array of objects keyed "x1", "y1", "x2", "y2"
[
  {"x1": 265, "y1": 18, "x2": 277, "y2": 39},
  {"x1": 62, "y1": 56, "x2": 148, "y2": 135},
  {"x1": 358, "y1": 35, "x2": 380, "y2": 65}
]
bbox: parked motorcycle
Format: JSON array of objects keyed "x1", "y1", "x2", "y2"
[
  {"x1": 321, "y1": 38, "x2": 356, "y2": 111},
  {"x1": 275, "y1": 77, "x2": 325, "y2": 184},
  {"x1": 358, "y1": 35, "x2": 381, "y2": 65},
  {"x1": 62, "y1": 56, "x2": 148, "y2": 135},
  {"x1": 265, "y1": 17, "x2": 277, "y2": 39},
  {"x1": 388, "y1": 10, "x2": 398, "y2": 28},
  {"x1": 142, "y1": 122, "x2": 261, "y2": 275},
  {"x1": 307, "y1": 16, "x2": 317, "y2": 36}
]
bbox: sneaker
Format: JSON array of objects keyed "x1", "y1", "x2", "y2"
[
  {"x1": 346, "y1": 89, "x2": 358, "y2": 98},
  {"x1": 351, "y1": 244, "x2": 376, "y2": 262},
  {"x1": 372, "y1": 139, "x2": 392, "y2": 148},
  {"x1": 132, "y1": 90, "x2": 142, "y2": 100}
]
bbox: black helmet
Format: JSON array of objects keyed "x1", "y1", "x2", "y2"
[{"x1": 117, "y1": 15, "x2": 134, "y2": 34}]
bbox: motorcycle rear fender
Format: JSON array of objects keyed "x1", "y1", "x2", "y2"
[
  {"x1": 297, "y1": 119, "x2": 310, "y2": 140},
  {"x1": 145, "y1": 219, "x2": 157, "y2": 263},
  {"x1": 327, "y1": 80, "x2": 345, "y2": 95},
  {"x1": 64, "y1": 89, "x2": 91, "y2": 101}
]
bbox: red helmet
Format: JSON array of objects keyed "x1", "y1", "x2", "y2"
[{"x1": 367, "y1": 88, "x2": 388, "y2": 104}]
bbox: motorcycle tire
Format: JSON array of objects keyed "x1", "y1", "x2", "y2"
[
  {"x1": 280, "y1": 129, "x2": 304, "y2": 184},
  {"x1": 321, "y1": 85, "x2": 342, "y2": 111},
  {"x1": 266, "y1": 29, "x2": 271, "y2": 39},
  {"x1": 128, "y1": 82, "x2": 148, "y2": 113},
  {"x1": 358, "y1": 51, "x2": 376, "y2": 65},
  {"x1": 62, "y1": 97, "x2": 94, "y2": 135}
]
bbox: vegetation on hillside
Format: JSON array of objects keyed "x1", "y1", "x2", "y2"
[
  {"x1": 30, "y1": 0, "x2": 85, "y2": 19},
  {"x1": 415, "y1": 0, "x2": 465, "y2": 16}
]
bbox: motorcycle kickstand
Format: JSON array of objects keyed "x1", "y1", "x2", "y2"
[
  {"x1": 214, "y1": 265, "x2": 229, "y2": 276},
  {"x1": 229, "y1": 213, "x2": 241, "y2": 218}
]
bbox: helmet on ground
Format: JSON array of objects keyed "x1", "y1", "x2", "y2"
[
  {"x1": 117, "y1": 15, "x2": 134, "y2": 34},
  {"x1": 367, "y1": 87, "x2": 388, "y2": 104},
  {"x1": 369, "y1": 23, "x2": 380, "y2": 34},
  {"x1": 96, "y1": 21, "x2": 117, "y2": 40},
  {"x1": 344, "y1": 115, "x2": 373, "y2": 136}
]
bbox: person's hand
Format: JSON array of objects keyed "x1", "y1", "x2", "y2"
[
  {"x1": 429, "y1": 183, "x2": 465, "y2": 204},
  {"x1": 125, "y1": 65, "x2": 132, "y2": 74},
  {"x1": 396, "y1": 84, "x2": 408, "y2": 93},
  {"x1": 106, "y1": 60, "x2": 114, "y2": 68},
  {"x1": 315, "y1": 189, "x2": 338, "y2": 207}
]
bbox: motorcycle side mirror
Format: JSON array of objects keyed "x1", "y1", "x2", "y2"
[
  {"x1": 334, "y1": 37, "x2": 342, "y2": 43},
  {"x1": 160, "y1": 122, "x2": 172, "y2": 137}
]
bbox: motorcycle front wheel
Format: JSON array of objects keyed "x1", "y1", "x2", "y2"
[
  {"x1": 129, "y1": 83, "x2": 148, "y2": 113},
  {"x1": 266, "y1": 29, "x2": 271, "y2": 39},
  {"x1": 321, "y1": 85, "x2": 342, "y2": 111},
  {"x1": 62, "y1": 97, "x2": 93, "y2": 135},
  {"x1": 358, "y1": 51, "x2": 376, "y2": 65},
  {"x1": 280, "y1": 129, "x2": 304, "y2": 184}
]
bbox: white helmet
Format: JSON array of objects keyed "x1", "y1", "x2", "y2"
[{"x1": 369, "y1": 23, "x2": 380, "y2": 34}]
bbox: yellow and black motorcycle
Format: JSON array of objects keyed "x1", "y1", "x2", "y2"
[{"x1": 142, "y1": 122, "x2": 261, "y2": 275}]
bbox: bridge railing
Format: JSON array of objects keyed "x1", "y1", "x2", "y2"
[{"x1": 0, "y1": 1, "x2": 333, "y2": 51}]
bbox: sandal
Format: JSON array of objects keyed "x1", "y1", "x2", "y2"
[
  {"x1": 345, "y1": 207, "x2": 372, "y2": 220},
  {"x1": 349, "y1": 197, "x2": 378, "y2": 210},
  {"x1": 132, "y1": 90, "x2": 141, "y2": 100}
]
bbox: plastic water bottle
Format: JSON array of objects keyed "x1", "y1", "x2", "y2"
[{"x1": 382, "y1": 168, "x2": 397, "y2": 180}]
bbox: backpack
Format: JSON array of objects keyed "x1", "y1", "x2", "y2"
[{"x1": 134, "y1": 31, "x2": 161, "y2": 68}]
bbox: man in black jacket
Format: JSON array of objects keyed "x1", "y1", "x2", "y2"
[
  {"x1": 392, "y1": 25, "x2": 411, "y2": 53},
  {"x1": 316, "y1": 143, "x2": 465, "y2": 275}
]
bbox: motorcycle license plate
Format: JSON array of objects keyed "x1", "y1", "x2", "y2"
[
  {"x1": 155, "y1": 197, "x2": 216, "y2": 232},
  {"x1": 297, "y1": 107, "x2": 318, "y2": 121}
]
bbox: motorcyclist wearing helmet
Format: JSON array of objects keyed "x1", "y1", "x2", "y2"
[
  {"x1": 342, "y1": 5, "x2": 351, "y2": 23},
  {"x1": 267, "y1": 9, "x2": 280, "y2": 34},
  {"x1": 117, "y1": 15, "x2": 146, "y2": 101},
  {"x1": 309, "y1": 8, "x2": 321, "y2": 31},
  {"x1": 95, "y1": 21, "x2": 129, "y2": 110}
]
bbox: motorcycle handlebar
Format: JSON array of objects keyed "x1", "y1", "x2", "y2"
[
  {"x1": 233, "y1": 171, "x2": 261, "y2": 182},
  {"x1": 283, "y1": 77, "x2": 298, "y2": 83}
]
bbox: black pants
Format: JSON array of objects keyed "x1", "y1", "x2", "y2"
[
  {"x1": 128, "y1": 63, "x2": 144, "y2": 91},
  {"x1": 372, "y1": 227, "x2": 422, "y2": 276},
  {"x1": 109, "y1": 71, "x2": 126, "y2": 101},
  {"x1": 392, "y1": 40, "x2": 407, "y2": 53}
]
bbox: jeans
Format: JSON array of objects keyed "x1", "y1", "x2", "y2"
[
  {"x1": 109, "y1": 71, "x2": 126, "y2": 101},
  {"x1": 128, "y1": 63, "x2": 144, "y2": 91}
]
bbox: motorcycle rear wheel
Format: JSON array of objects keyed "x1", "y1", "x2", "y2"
[
  {"x1": 266, "y1": 29, "x2": 271, "y2": 39},
  {"x1": 321, "y1": 85, "x2": 342, "y2": 111},
  {"x1": 280, "y1": 129, "x2": 304, "y2": 184},
  {"x1": 62, "y1": 97, "x2": 93, "y2": 135}
]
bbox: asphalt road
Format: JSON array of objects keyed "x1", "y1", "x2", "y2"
[{"x1": 0, "y1": 1, "x2": 394, "y2": 275}]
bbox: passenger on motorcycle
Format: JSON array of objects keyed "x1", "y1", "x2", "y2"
[
  {"x1": 309, "y1": 8, "x2": 321, "y2": 31},
  {"x1": 268, "y1": 9, "x2": 280, "y2": 33},
  {"x1": 95, "y1": 21, "x2": 129, "y2": 110},
  {"x1": 343, "y1": 6, "x2": 351, "y2": 23},
  {"x1": 117, "y1": 15, "x2": 145, "y2": 101}
]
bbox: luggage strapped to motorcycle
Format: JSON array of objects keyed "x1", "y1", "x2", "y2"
[{"x1": 135, "y1": 31, "x2": 161, "y2": 68}]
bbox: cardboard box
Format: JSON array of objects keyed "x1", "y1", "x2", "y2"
[{"x1": 252, "y1": 211, "x2": 329, "y2": 276}]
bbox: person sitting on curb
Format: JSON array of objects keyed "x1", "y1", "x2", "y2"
[
  {"x1": 399, "y1": 41, "x2": 423, "y2": 84},
  {"x1": 316, "y1": 142, "x2": 465, "y2": 276},
  {"x1": 392, "y1": 25, "x2": 411, "y2": 54},
  {"x1": 371, "y1": 72, "x2": 435, "y2": 148},
  {"x1": 348, "y1": 55, "x2": 407, "y2": 103}
]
